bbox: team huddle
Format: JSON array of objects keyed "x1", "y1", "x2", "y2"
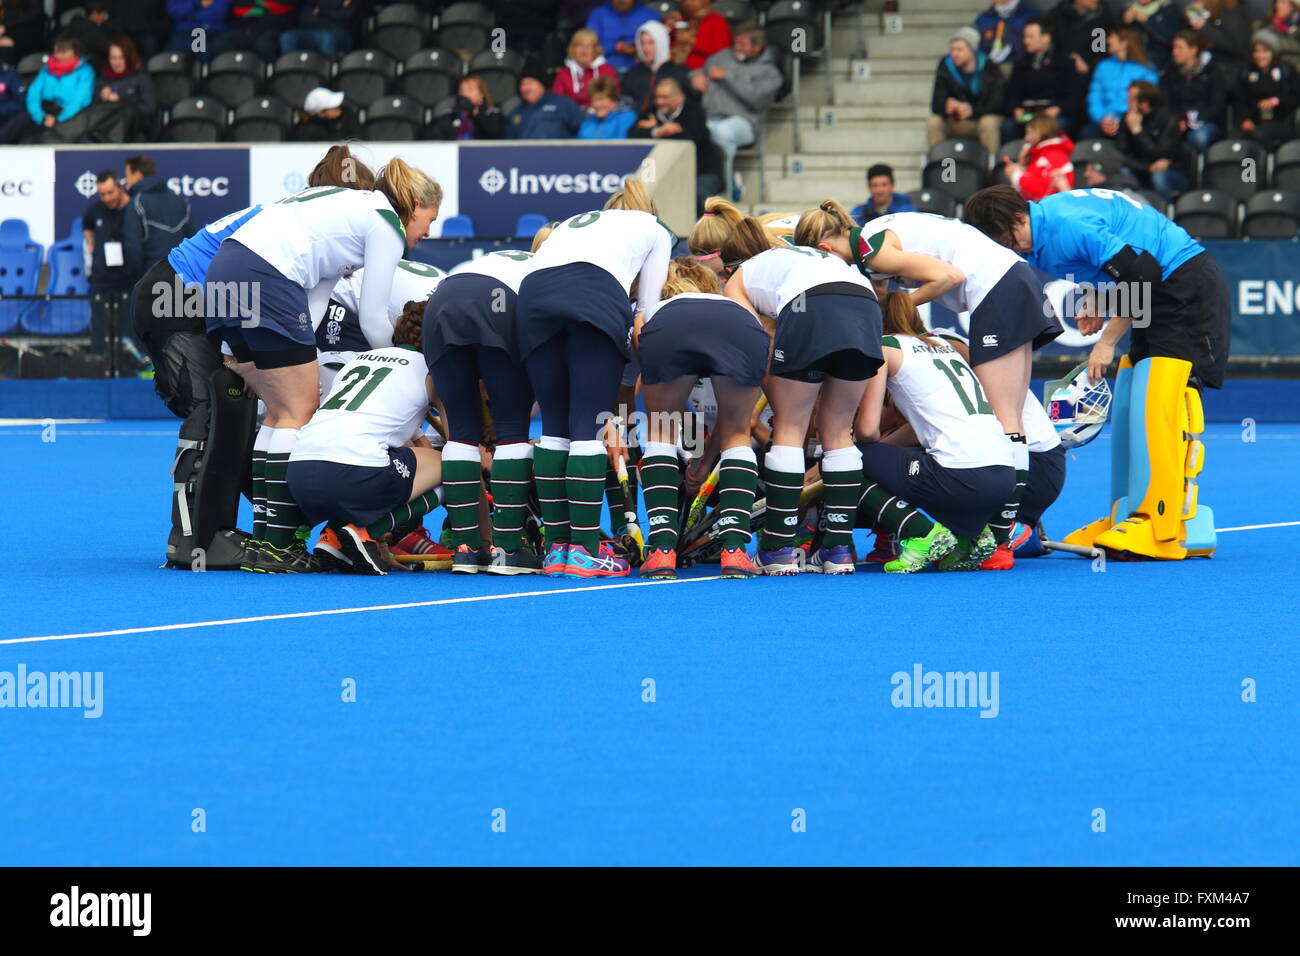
[{"x1": 140, "y1": 142, "x2": 1228, "y2": 580}]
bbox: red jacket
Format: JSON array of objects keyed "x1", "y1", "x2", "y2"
[
  {"x1": 551, "y1": 59, "x2": 618, "y2": 109},
  {"x1": 679, "y1": 12, "x2": 732, "y2": 71},
  {"x1": 1012, "y1": 135, "x2": 1075, "y2": 201}
]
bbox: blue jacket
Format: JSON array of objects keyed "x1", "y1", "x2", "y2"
[
  {"x1": 0, "y1": 63, "x2": 26, "y2": 120},
  {"x1": 506, "y1": 92, "x2": 583, "y2": 139},
  {"x1": 855, "y1": 192, "x2": 915, "y2": 224},
  {"x1": 26, "y1": 62, "x2": 95, "y2": 124},
  {"x1": 974, "y1": 3, "x2": 1040, "y2": 65},
  {"x1": 577, "y1": 108, "x2": 636, "y2": 140},
  {"x1": 1087, "y1": 56, "x2": 1159, "y2": 123},
  {"x1": 585, "y1": 3, "x2": 656, "y2": 72},
  {"x1": 167, "y1": 0, "x2": 232, "y2": 34},
  {"x1": 122, "y1": 175, "x2": 194, "y2": 283}
]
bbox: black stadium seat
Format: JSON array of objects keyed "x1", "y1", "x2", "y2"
[
  {"x1": 17, "y1": 52, "x2": 47, "y2": 82},
  {"x1": 269, "y1": 51, "x2": 332, "y2": 110},
  {"x1": 227, "y1": 96, "x2": 294, "y2": 142},
  {"x1": 435, "y1": 2, "x2": 495, "y2": 54},
  {"x1": 1135, "y1": 189, "x2": 1170, "y2": 215},
  {"x1": 1201, "y1": 138, "x2": 1268, "y2": 202},
  {"x1": 923, "y1": 139, "x2": 988, "y2": 200},
  {"x1": 1173, "y1": 189, "x2": 1239, "y2": 238},
  {"x1": 401, "y1": 48, "x2": 461, "y2": 103},
  {"x1": 164, "y1": 97, "x2": 227, "y2": 142},
  {"x1": 147, "y1": 52, "x2": 197, "y2": 109},
  {"x1": 367, "y1": 3, "x2": 433, "y2": 61},
  {"x1": 992, "y1": 139, "x2": 1024, "y2": 186},
  {"x1": 335, "y1": 49, "x2": 397, "y2": 105},
  {"x1": 713, "y1": 0, "x2": 757, "y2": 28},
  {"x1": 910, "y1": 187, "x2": 959, "y2": 219},
  {"x1": 1272, "y1": 138, "x2": 1300, "y2": 193},
  {"x1": 467, "y1": 49, "x2": 524, "y2": 108},
  {"x1": 363, "y1": 95, "x2": 424, "y2": 140},
  {"x1": 202, "y1": 51, "x2": 264, "y2": 107},
  {"x1": 1241, "y1": 190, "x2": 1300, "y2": 238}
]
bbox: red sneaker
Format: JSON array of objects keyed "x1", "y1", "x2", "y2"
[
  {"x1": 980, "y1": 542, "x2": 1016, "y2": 571},
  {"x1": 640, "y1": 547, "x2": 677, "y2": 579},
  {"x1": 865, "y1": 532, "x2": 896, "y2": 563},
  {"x1": 720, "y1": 547, "x2": 758, "y2": 579},
  {"x1": 391, "y1": 527, "x2": 454, "y2": 570}
]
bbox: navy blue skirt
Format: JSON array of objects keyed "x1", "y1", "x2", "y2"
[
  {"x1": 772, "y1": 286, "x2": 883, "y2": 381},
  {"x1": 638, "y1": 297, "x2": 770, "y2": 387},
  {"x1": 516, "y1": 262, "x2": 634, "y2": 361},
  {"x1": 205, "y1": 239, "x2": 314, "y2": 348},
  {"x1": 286, "y1": 446, "x2": 418, "y2": 528},
  {"x1": 424, "y1": 273, "x2": 521, "y2": 366}
]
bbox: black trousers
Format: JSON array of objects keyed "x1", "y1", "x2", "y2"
[{"x1": 1132, "y1": 251, "x2": 1232, "y2": 389}]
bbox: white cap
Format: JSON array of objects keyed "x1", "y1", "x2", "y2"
[{"x1": 303, "y1": 87, "x2": 344, "y2": 113}]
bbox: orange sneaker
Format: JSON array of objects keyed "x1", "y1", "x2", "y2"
[
  {"x1": 339, "y1": 524, "x2": 387, "y2": 575},
  {"x1": 720, "y1": 547, "x2": 758, "y2": 579},
  {"x1": 980, "y1": 542, "x2": 1015, "y2": 571},
  {"x1": 314, "y1": 526, "x2": 350, "y2": 572},
  {"x1": 639, "y1": 546, "x2": 677, "y2": 579}
]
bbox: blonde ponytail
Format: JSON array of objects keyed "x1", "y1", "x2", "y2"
[
  {"x1": 687, "y1": 196, "x2": 744, "y2": 257},
  {"x1": 376, "y1": 157, "x2": 443, "y2": 223},
  {"x1": 793, "y1": 198, "x2": 856, "y2": 250},
  {"x1": 719, "y1": 216, "x2": 779, "y2": 268},
  {"x1": 308, "y1": 143, "x2": 376, "y2": 190},
  {"x1": 661, "y1": 256, "x2": 721, "y2": 297},
  {"x1": 604, "y1": 176, "x2": 658, "y2": 215},
  {"x1": 530, "y1": 221, "x2": 559, "y2": 252}
]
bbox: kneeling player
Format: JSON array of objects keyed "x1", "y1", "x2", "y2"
[{"x1": 287, "y1": 306, "x2": 443, "y2": 575}]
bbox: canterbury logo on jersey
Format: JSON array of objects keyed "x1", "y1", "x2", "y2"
[
  {"x1": 648, "y1": 515, "x2": 670, "y2": 526},
  {"x1": 717, "y1": 516, "x2": 739, "y2": 527},
  {"x1": 783, "y1": 515, "x2": 799, "y2": 526},
  {"x1": 825, "y1": 513, "x2": 849, "y2": 524},
  {"x1": 982, "y1": 334, "x2": 998, "y2": 347}
]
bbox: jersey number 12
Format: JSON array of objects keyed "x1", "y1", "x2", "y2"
[{"x1": 933, "y1": 358, "x2": 992, "y2": 415}]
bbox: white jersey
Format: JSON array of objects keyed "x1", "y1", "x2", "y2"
[
  {"x1": 292, "y1": 346, "x2": 429, "y2": 469},
  {"x1": 331, "y1": 260, "x2": 447, "y2": 350},
  {"x1": 449, "y1": 249, "x2": 536, "y2": 293},
  {"x1": 866, "y1": 212, "x2": 1021, "y2": 315},
  {"x1": 527, "y1": 208, "x2": 673, "y2": 312},
  {"x1": 883, "y1": 333, "x2": 1013, "y2": 469},
  {"x1": 1024, "y1": 390, "x2": 1062, "y2": 453},
  {"x1": 739, "y1": 245, "x2": 876, "y2": 317},
  {"x1": 763, "y1": 214, "x2": 799, "y2": 233}
]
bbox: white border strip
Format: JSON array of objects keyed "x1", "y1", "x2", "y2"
[{"x1": 1215, "y1": 521, "x2": 1300, "y2": 532}]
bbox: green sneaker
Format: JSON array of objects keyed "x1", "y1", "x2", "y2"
[
  {"x1": 937, "y1": 527, "x2": 997, "y2": 572},
  {"x1": 885, "y1": 523, "x2": 957, "y2": 574}
]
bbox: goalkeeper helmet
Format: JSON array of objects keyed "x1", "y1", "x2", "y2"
[{"x1": 1044, "y1": 362, "x2": 1112, "y2": 449}]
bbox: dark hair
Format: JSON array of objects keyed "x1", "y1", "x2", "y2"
[
  {"x1": 587, "y1": 75, "x2": 621, "y2": 102},
  {"x1": 866, "y1": 164, "x2": 894, "y2": 184},
  {"x1": 1131, "y1": 80, "x2": 1160, "y2": 108},
  {"x1": 720, "y1": 217, "x2": 774, "y2": 268},
  {"x1": 1174, "y1": 29, "x2": 1204, "y2": 52},
  {"x1": 1024, "y1": 16, "x2": 1049, "y2": 36},
  {"x1": 125, "y1": 155, "x2": 155, "y2": 177},
  {"x1": 95, "y1": 169, "x2": 119, "y2": 184},
  {"x1": 308, "y1": 143, "x2": 377, "y2": 190},
  {"x1": 1112, "y1": 25, "x2": 1151, "y2": 66},
  {"x1": 961, "y1": 185, "x2": 1030, "y2": 249},
  {"x1": 52, "y1": 34, "x2": 81, "y2": 56},
  {"x1": 392, "y1": 299, "x2": 425, "y2": 349},
  {"x1": 107, "y1": 35, "x2": 142, "y2": 73},
  {"x1": 882, "y1": 291, "x2": 941, "y2": 347},
  {"x1": 655, "y1": 76, "x2": 684, "y2": 96}
]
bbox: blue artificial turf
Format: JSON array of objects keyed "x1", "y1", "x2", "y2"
[{"x1": 0, "y1": 420, "x2": 1296, "y2": 865}]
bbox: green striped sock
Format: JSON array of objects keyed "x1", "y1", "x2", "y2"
[
  {"x1": 368, "y1": 490, "x2": 439, "y2": 540},
  {"x1": 489, "y1": 445, "x2": 533, "y2": 553},
  {"x1": 716, "y1": 446, "x2": 759, "y2": 549},
  {"x1": 441, "y1": 443, "x2": 482, "y2": 549},
  {"x1": 759, "y1": 445, "x2": 805, "y2": 552},
  {"x1": 639, "y1": 442, "x2": 681, "y2": 550},
  {"x1": 817, "y1": 447, "x2": 863, "y2": 549},
  {"x1": 250, "y1": 446, "x2": 268, "y2": 540},
  {"x1": 264, "y1": 457, "x2": 306, "y2": 548},
  {"x1": 858, "y1": 482, "x2": 932, "y2": 540},
  {"x1": 566, "y1": 440, "x2": 608, "y2": 555},
  {"x1": 533, "y1": 443, "x2": 570, "y2": 547}
]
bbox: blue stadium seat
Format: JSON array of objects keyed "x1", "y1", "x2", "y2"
[
  {"x1": 513, "y1": 213, "x2": 547, "y2": 239},
  {"x1": 22, "y1": 232, "x2": 90, "y2": 336},
  {"x1": 440, "y1": 215, "x2": 476, "y2": 238},
  {"x1": 0, "y1": 219, "x2": 43, "y2": 335}
]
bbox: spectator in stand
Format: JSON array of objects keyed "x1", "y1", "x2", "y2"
[
  {"x1": 1115, "y1": 79, "x2": 1191, "y2": 200},
  {"x1": 1003, "y1": 16, "x2": 1084, "y2": 140},
  {"x1": 578, "y1": 75, "x2": 636, "y2": 138},
  {"x1": 975, "y1": 0, "x2": 1041, "y2": 68},
  {"x1": 121, "y1": 154, "x2": 194, "y2": 287},
  {"x1": 692, "y1": 22, "x2": 781, "y2": 202},
  {"x1": 210, "y1": 0, "x2": 298, "y2": 62},
  {"x1": 64, "y1": 1, "x2": 120, "y2": 71},
  {"x1": 623, "y1": 20, "x2": 691, "y2": 116},
  {"x1": 586, "y1": 0, "x2": 654, "y2": 72},
  {"x1": 293, "y1": 85, "x2": 360, "y2": 140},
  {"x1": 0, "y1": 56, "x2": 27, "y2": 144},
  {"x1": 1234, "y1": 30, "x2": 1300, "y2": 150},
  {"x1": 1185, "y1": 0, "x2": 1251, "y2": 79},
  {"x1": 629, "y1": 75, "x2": 723, "y2": 209},
  {"x1": 98, "y1": 36, "x2": 157, "y2": 139},
  {"x1": 1162, "y1": 29, "x2": 1226, "y2": 155},
  {"x1": 671, "y1": 0, "x2": 731, "y2": 71},
  {"x1": 1083, "y1": 25, "x2": 1158, "y2": 139},
  {"x1": 1256, "y1": 0, "x2": 1300, "y2": 72},
  {"x1": 553, "y1": 28, "x2": 617, "y2": 108},
  {"x1": 1043, "y1": 0, "x2": 1116, "y2": 76},
  {"x1": 24, "y1": 35, "x2": 95, "y2": 139},
  {"x1": 858, "y1": 164, "x2": 914, "y2": 223},
  {"x1": 507, "y1": 66, "x2": 584, "y2": 138},
  {"x1": 83, "y1": 170, "x2": 133, "y2": 357},
  {"x1": 104, "y1": 0, "x2": 170, "y2": 61},
  {"x1": 431, "y1": 74, "x2": 504, "y2": 140},
  {"x1": 927, "y1": 26, "x2": 1007, "y2": 156},
  {"x1": 1003, "y1": 113, "x2": 1075, "y2": 199},
  {"x1": 164, "y1": 0, "x2": 232, "y2": 59},
  {"x1": 279, "y1": 0, "x2": 361, "y2": 57},
  {"x1": 1120, "y1": 1, "x2": 1184, "y2": 70},
  {"x1": 0, "y1": 0, "x2": 46, "y2": 59}
]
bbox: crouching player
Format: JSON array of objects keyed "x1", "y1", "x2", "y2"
[
  {"x1": 962, "y1": 185, "x2": 1227, "y2": 559},
  {"x1": 287, "y1": 305, "x2": 443, "y2": 575}
]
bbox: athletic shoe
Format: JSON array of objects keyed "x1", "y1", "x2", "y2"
[
  {"x1": 885, "y1": 524, "x2": 958, "y2": 574},
  {"x1": 937, "y1": 527, "x2": 997, "y2": 571},
  {"x1": 865, "y1": 532, "x2": 897, "y2": 563},
  {"x1": 390, "y1": 528, "x2": 454, "y2": 570},
  {"x1": 542, "y1": 542, "x2": 569, "y2": 577},
  {"x1": 564, "y1": 542, "x2": 632, "y2": 578},
  {"x1": 452, "y1": 543, "x2": 489, "y2": 574},
  {"x1": 639, "y1": 547, "x2": 677, "y2": 579},
  {"x1": 809, "y1": 544, "x2": 856, "y2": 575},
  {"x1": 758, "y1": 546, "x2": 803, "y2": 576},
  {"x1": 339, "y1": 524, "x2": 387, "y2": 575},
  {"x1": 1007, "y1": 522, "x2": 1035, "y2": 551},
  {"x1": 313, "y1": 526, "x2": 352, "y2": 572},
  {"x1": 239, "y1": 538, "x2": 263, "y2": 572},
  {"x1": 249, "y1": 541, "x2": 323, "y2": 574},
  {"x1": 485, "y1": 546, "x2": 542, "y2": 575},
  {"x1": 720, "y1": 547, "x2": 758, "y2": 579},
  {"x1": 980, "y1": 542, "x2": 1016, "y2": 571}
]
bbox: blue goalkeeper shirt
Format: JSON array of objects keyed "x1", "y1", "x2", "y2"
[
  {"x1": 167, "y1": 204, "x2": 262, "y2": 285},
  {"x1": 1028, "y1": 189, "x2": 1203, "y2": 284}
]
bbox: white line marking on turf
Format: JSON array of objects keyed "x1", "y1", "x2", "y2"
[
  {"x1": 1, "y1": 576, "x2": 725, "y2": 646},
  {"x1": 1216, "y1": 520, "x2": 1300, "y2": 532}
]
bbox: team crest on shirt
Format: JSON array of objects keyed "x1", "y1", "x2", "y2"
[{"x1": 325, "y1": 319, "x2": 341, "y2": 345}]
